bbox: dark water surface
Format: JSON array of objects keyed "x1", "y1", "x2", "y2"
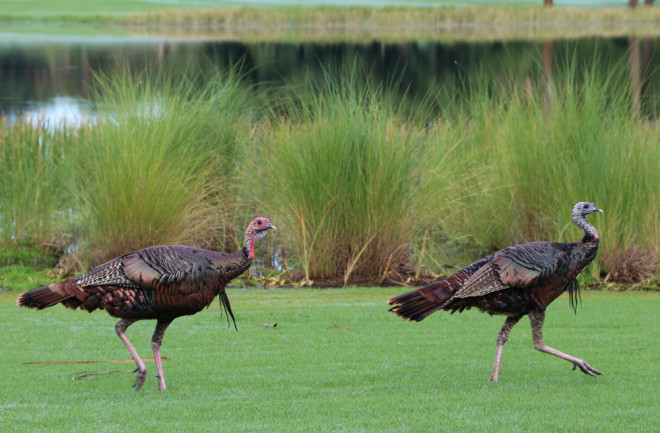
[{"x1": 1, "y1": 36, "x2": 658, "y2": 122}]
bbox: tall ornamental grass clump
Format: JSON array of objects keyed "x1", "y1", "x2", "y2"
[
  {"x1": 76, "y1": 66, "x2": 254, "y2": 264},
  {"x1": 255, "y1": 71, "x2": 466, "y2": 284},
  {"x1": 0, "y1": 118, "x2": 76, "y2": 253},
  {"x1": 446, "y1": 55, "x2": 659, "y2": 277}
]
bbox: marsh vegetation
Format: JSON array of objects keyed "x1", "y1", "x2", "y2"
[
  {"x1": 2, "y1": 4, "x2": 660, "y2": 42},
  {"x1": 1, "y1": 51, "x2": 658, "y2": 286}
]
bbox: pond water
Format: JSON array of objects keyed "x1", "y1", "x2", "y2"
[{"x1": 1, "y1": 36, "x2": 658, "y2": 122}]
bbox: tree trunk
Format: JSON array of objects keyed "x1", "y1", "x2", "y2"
[
  {"x1": 542, "y1": 40, "x2": 554, "y2": 115},
  {"x1": 629, "y1": 0, "x2": 639, "y2": 8},
  {"x1": 544, "y1": 0, "x2": 553, "y2": 6},
  {"x1": 643, "y1": 0, "x2": 653, "y2": 5},
  {"x1": 629, "y1": 36, "x2": 640, "y2": 117},
  {"x1": 641, "y1": 38, "x2": 652, "y2": 105}
]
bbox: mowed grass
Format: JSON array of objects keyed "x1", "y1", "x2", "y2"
[{"x1": 1, "y1": 288, "x2": 657, "y2": 432}]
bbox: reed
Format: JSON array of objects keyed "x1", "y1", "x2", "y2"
[
  {"x1": 3, "y1": 4, "x2": 660, "y2": 43},
  {"x1": 75, "y1": 64, "x2": 255, "y2": 264},
  {"x1": 0, "y1": 118, "x2": 77, "y2": 252},
  {"x1": 119, "y1": 6, "x2": 660, "y2": 43},
  {"x1": 444, "y1": 51, "x2": 660, "y2": 277},
  {"x1": 253, "y1": 65, "x2": 468, "y2": 283},
  {"x1": 1, "y1": 51, "x2": 657, "y2": 281}
]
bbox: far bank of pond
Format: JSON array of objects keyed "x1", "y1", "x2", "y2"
[{"x1": 1, "y1": 36, "x2": 659, "y2": 121}]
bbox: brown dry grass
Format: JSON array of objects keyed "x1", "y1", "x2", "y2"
[
  {"x1": 3, "y1": 6, "x2": 660, "y2": 42},
  {"x1": 117, "y1": 6, "x2": 660, "y2": 43},
  {"x1": 602, "y1": 246, "x2": 659, "y2": 284}
]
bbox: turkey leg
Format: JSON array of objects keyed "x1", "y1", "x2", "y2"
[
  {"x1": 115, "y1": 318, "x2": 148, "y2": 390},
  {"x1": 529, "y1": 310, "x2": 602, "y2": 376},
  {"x1": 151, "y1": 319, "x2": 172, "y2": 391},
  {"x1": 489, "y1": 315, "x2": 521, "y2": 382}
]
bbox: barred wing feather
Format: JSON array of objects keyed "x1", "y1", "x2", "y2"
[{"x1": 455, "y1": 243, "x2": 565, "y2": 299}]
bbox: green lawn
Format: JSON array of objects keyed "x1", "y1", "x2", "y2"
[
  {"x1": 0, "y1": 0, "x2": 192, "y2": 16},
  {"x1": 1, "y1": 287, "x2": 657, "y2": 432},
  {"x1": 0, "y1": 1, "x2": 634, "y2": 17}
]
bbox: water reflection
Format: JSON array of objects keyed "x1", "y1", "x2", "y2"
[
  {"x1": 5, "y1": 96, "x2": 94, "y2": 128},
  {"x1": 1, "y1": 37, "x2": 658, "y2": 122}
]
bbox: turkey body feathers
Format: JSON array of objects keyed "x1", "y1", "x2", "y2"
[
  {"x1": 17, "y1": 217, "x2": 276, "y2": 390},
  {"x1": 390, "y1": 239, "x2": 595, "y2": 319},
  {"x1": 387, "y1": 202, "x2": 603, "y2": 381},
  {"x1": 18, "y1": 245, "x2": 250, "y2": 321}
]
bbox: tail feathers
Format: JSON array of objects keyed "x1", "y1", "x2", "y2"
[
  {"x1": 17, "y1": 285, "x2": 69, "y2": 309},
  {"x1": 388, "y1": 288, "x2": 444, "y2": 322},
  {"x1": 388, "y1": 277, "x2": 462, "y2": 322},
  {"x1": 17, "y1": 280, "x2": 81, "y2": 310},
  {"x1": 388, "y1": 258, "x2": 492, "y2": 322}
]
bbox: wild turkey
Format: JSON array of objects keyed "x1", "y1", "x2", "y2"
[
  {"x1": 17, "y1": 217, "x2": 276, "y2": 390},
  {"x1": 388, "y1": 202, "x2": 603, "y2": 382}
]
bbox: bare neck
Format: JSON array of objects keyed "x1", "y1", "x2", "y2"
[
  {"x1": 573, "y1": 212, "x2": 599, "y2": 244},
  {"x1": 569, "y1": 212, "x2": 600, "y2": 270},
  {"x1": 244, "y1": 234, "x2": 256, "y2": 260},
  {"x1": 244, "y1": 229, "x2": 266, "y2": 260}
]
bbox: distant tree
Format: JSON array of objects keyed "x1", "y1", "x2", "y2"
[
  {"x1": 544, "y1": 0, "x2": 553, "y2": 5},
  {"x1": 629, "y1": 0, "x2": 639, "y2": 7}
]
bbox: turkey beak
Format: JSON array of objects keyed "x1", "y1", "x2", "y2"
[
  {"x1": 269, "y1": 224, "x2": 277, "y2": 231},
  {"x1": 594, "y1": 207, "x2": 603, "y2": 214}
]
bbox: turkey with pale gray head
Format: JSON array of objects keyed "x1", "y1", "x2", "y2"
[
  {"x1": 389, "y1": 202, "x2": 603, "y2": 381},
  {"x1": 18, "y1": 217, "x2": 276, "y2": 390}
]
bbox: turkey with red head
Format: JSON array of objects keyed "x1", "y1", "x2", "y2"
[{"x1": 18, "y1": 217, "x2": 276, "y2": 390}]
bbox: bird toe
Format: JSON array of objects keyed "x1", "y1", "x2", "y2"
[{"x1": 132, "y1": 368, "x2": 148, "y2": 390}]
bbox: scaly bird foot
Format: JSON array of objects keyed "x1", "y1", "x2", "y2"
[
  {"x1": 132, "y1": 367, "x2": 148, "y2": 390},
  {"x1": 571, "y1": 359, "x2": 602, "y2": 376},
  {"x1": 155, "y1": 374, "x2": 166, "y2": 391}
]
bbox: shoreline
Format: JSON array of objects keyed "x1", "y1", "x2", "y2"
[{"x1": 1, "y1": 6, "x2": 660, "y2": 42}]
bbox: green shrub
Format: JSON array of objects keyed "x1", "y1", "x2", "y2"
[
  {"x1": 1, "y1": 52, "x2": 657, "y2": 282},
  {"x1": 0, "y1": 118, "x2": 76, "y2": 250},
  {"x1": 75, "y1": 64, "x2": 255, "y2": 264},
  {"x1": 445, "y1": 53, "x2": 659, "y2": 277},
  {"x1": 254, "y1": 68, "x2": 467, "y2": 283}
]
